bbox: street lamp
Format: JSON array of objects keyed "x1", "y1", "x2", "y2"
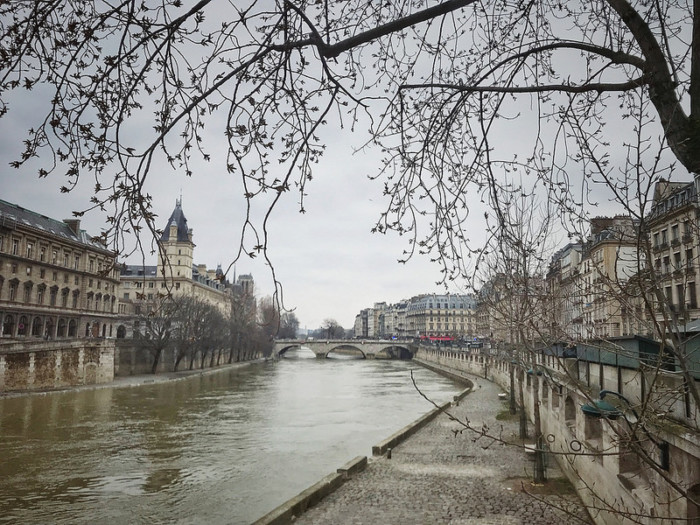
[{"x1": 580, "y1": 389, "x2": 670, "y2": 471}]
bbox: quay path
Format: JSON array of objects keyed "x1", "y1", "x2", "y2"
[{"x1": 293, "y1": 373, "x2": 593, "y2": 525}]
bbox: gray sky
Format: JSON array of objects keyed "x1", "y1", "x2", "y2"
[{"x1": 0, "y1": 117, "x2": 467, "y2": 331}]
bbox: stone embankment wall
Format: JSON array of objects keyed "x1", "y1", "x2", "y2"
[
  {"x1": 115, "y1": 341, "x2": 262, "y2": 376},
  {"x1": 0, "y1": 339, "x2": 114, "y2": 393},
  {"x1": 415, "y1": 348, "x2": 700, "y2": 525}
]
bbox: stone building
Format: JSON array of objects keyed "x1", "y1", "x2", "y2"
[
  {"x1": 648, "y1": 179, "x2": 700, "y2": 328},
  {"x1": 0, "y1": 199, "x2": 120, "y2": 340},
  {"x1": 405, "y1": 293, "x2": 477, "y2": 340},
  {"x1": 117, "y1": 199, "x2": 245, "y2": 338}
]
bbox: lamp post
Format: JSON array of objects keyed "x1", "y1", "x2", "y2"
[{"x1": 580, "y1": 389, "x2": 670, "y2": 471}]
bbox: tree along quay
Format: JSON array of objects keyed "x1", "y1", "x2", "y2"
[{"x1": 0, "y1": 350, "x2": 463, "y2": 524}]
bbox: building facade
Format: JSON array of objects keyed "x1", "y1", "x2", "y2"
[{"x1": 0, "y1": 199, "x2": 120, "y2": 340}]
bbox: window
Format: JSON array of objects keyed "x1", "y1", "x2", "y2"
[
  {"x1": 661, "y1": 229, "x2": 668, "y2": 244},
  {"x1": 63, "y1": 274, "x2": 69, "y2": 284},
  {"x1": 39, "y1": 268, "x2": 45, "y2": 279},
  {"x1": 26, "y1": 266, "x2": 31, "y2": 276},
  {"x1": 11, "y1": 263, "x2": 17, "y2": 274},
  {"x1": 52, "y1": 271, "x2": 57, "y2": 281},
  {"x1": 88, "y1": 279, "x2": 93, "y2": 287},
  {"x1": 688, "y1": 249, "x2": 694, "y2": 268},
  {"x1": 26, "y1": 242, "x2": 33, "y2": 258},
  {"x1": 9, "y1": 282, "x2": 18, "y2": 301},
  {"x1": 653, "y1": 232, "x2": 660, "y2": 247},
  {"x1": 37, "y1": 287, "x2": 44, "y2": 304},
  {"x1": 50, "y1": 288, "x2": 58, "y2": 306},
  {"x1": 11, "y1": 239, "x2": 19, "y2": 255},
  {"x1": 52, "y1": 250, "x2": 58, "y2": 264},
  {"x1": 40, "y1": 246, "x2": 45, "y2": 261},
  {"x1": 675, "y1": 252, "x2": 682, "y2": 270},
  {"x1": 74, "y1": 256, "x2": 80, "y2": 269},
  {"x1": 672, "y1": 224, "x2": 680, "y2": 241},
  {"x1": 23, "y1": 284, "x2": 31, "y2": 303},
  {"x1": 74, "y1": 276, "x2": 79, "y2": 285},
  {"x1": 63, "y1": 253, "x2": 69, "y2": 266},
  {"x1": 123, "y1": 293, "x2": 129, "y2": 300},
  {"x1": 691, "y1": 283, "x2": 698, "y2": 309}
]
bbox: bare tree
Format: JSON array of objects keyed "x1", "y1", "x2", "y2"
[
  {"x1": 2, "y1": 2, "x2": 700, "y2": 520},
  {"x1": 135, "y1": 294, "x2": 179, "y2": 374}
]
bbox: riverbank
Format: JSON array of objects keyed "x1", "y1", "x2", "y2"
[
  {"x1": 259, "y1": 361, "x2": 592, "y2": 524},
  {"x1": 0, "y1": 358, "x2": 267, "y2": 399}
]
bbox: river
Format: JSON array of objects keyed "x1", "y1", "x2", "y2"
[{"x1": 0, "y1": 348, "x2": 463, "y2": 524}]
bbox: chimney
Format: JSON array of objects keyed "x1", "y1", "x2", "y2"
[{"x1": 63, "y1": 219, "x2": 81, "y2": 235}]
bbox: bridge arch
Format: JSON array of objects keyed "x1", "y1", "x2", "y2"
[
  {"x1": 272, "y1": 339, "x2": 417, "y2": 360},
  {"x1": 325, "y1": 344, "x2": 366, "y2": 359}
]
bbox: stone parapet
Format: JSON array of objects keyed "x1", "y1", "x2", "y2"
[
  {"x1": 0, "y1": 339, "x2": 115, "y2": 392},
  {"x1": 415, "y1": 347, "x2": 700, "y2": 525}
]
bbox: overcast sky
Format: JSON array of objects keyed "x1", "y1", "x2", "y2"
[{"x1": 0, "y1": 110, "x2": 469, "y2": 331}]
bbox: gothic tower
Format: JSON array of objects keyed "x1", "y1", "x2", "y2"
[{"x1": 158, "y1": 198, "x2": 194, "y2": 280}]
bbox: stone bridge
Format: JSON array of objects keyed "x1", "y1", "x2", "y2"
[{"x1": 272, "y1": 339, "x2": 417, "y2": 359}]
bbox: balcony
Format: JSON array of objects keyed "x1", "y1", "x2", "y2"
[
  {"x1": 683, "y1": 233, "x2": 694, "y2": 244},
  {"x1": 671, "y1": 237, "x2": 681, "y2": 247}
]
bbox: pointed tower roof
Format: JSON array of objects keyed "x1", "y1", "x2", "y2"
[{"x1": 160, "y1": 198, "x2": 191, "y2": 242}]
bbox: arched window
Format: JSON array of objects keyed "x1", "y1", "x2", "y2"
[
  {"x1": 68, "y1": 319, "x2": 77, "y2": 337},
  {"x1": 72, "y1": 290, "x2": 79, "y2": 309},
  {"x1": 31, "y1": 317, "x2": 42, "y2": 337},
  {"x1": 45, "y1": 319, "x2": 54, "y2": 339},
  {"x1": 36, "y1": 283, "x2": 46, "y2": 305},
  {"x1": 2, "y1": 314, "x2": 15, "y2": 336},
  {"x1": 8, "y1": 279, "x2": 19, "y2": 302},
  {"x1": 61, "y1": 287, "x2": 70, "y2": 308},
  {"x1": 17, "y1": 315, "x2": 28, "y2": 336},
  {"x1": 85, "y1": 322, "x2": 91, "y2": 337},
  {"x1": 57, "y1": 318, "x2": 67, "y2": 337},
  {"x1": 551, "y1": 386, "x2": 561, "y2": 408},
  {"x1": 23, "y1": 281, "x2": 33, "y2": 303},
  {"x1": 565, "y1": 396, "x2": 576, "y2": 432},
  {"x1": 49, "y1": 286, "x2": 58, "y2": 306},
  {"x1": 116, "y1": 325, "x2": 127, "y2": 338}
]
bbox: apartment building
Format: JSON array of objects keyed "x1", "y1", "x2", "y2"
[{"x1": 648, "y1": 179, "x2": 700, "y2": 328}]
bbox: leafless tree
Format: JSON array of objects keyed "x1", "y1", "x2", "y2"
[{"x1": 2, "y1": 1, "x2": 700, "y2": 520}]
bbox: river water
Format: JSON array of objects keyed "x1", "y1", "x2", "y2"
[{"x1": 0, "y1": 348, "x2": 463, "y2": 524}]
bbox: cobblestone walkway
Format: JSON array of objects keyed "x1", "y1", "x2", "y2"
[{"x1": 295, "y1": 375, "x2": 593, "y2": 525}]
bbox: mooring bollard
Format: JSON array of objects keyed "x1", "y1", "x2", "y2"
[{"x1": 387, "y1": 448, "x2": 392, "y2": 459}]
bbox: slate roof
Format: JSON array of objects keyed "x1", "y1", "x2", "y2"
[
  {"x1": 160, "y1": 199, "x2": 191, "y2": 242},
  {"x1": 120, "y1": 264, "x2": 159, "y2": 277},
  {"x1": 0, "y1": 198, "x2": 111, "y2": 252}
]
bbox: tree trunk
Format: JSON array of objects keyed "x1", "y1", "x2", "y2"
[
  {"x1": 532, "y1": 374, "x2": 546, "y2": 483},
  {"x1": 151, "y1": 348, "x2": 162, "y2": 374},
  {"x1": 518, "y1": 368, "x2": 528, "y2": 439}
]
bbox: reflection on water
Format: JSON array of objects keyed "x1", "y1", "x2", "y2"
[{"x1": 0, "y1": 357, "x2": 462, "y2": 524}]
